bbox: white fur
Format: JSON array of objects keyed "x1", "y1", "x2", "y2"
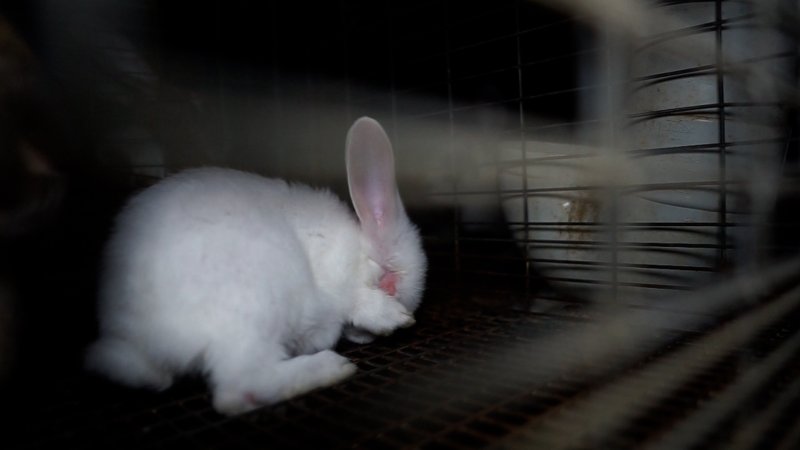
[{"x1": 86, "y1": 118, "x2": 427, "y2": 415}]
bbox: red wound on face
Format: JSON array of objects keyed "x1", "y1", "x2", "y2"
[{"x1": 379, "y1": 271, "x2": 399, "y2": 296}]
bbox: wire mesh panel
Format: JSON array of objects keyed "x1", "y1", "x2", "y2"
[
  {"x1": 2, "y1": 0, "x2": 800, "y2": 449},
  {"x1": 10, "y1": 269, "x2": 800, "y2": 449}
]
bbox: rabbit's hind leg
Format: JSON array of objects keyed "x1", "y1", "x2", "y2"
[{"x1": 208, "y1": 343, "x2": 356, "y2": 416}]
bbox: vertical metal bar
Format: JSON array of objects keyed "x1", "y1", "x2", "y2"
[
  {"x1": 215, "y1": 1, "x2": 231, "y2": 164},
  {"x1": 608, "y1": 32, "x2": 619, "y2": 304},
  {"x1": 444, "y1": 2, "x2": 462, "y2": 293},
  {"x1": 387, "y1": 0, "x2": 399, "y2": 141},
  {"x1": 271, "y1": 2, "x2": 286, "y2": 175},
  {"x1": 340, "y1": 0, "x2": 352, "y2": 122},
  {"x1": 603, "y1": 26, "x2": 624, "y2": 304},
  {"x1": 715, "y1": 0, "x2": 728, "y2": 266},
  {"x1": 515, "y1": 0, "x2": 532, "y2": 300}
]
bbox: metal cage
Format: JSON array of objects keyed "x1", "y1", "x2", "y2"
[{"x1": 3, "y1": 0, "x2": 800, "y2": 448}]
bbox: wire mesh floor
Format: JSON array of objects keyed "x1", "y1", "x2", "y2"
[{"x1": 9, "y1": 295, "x2": 800, "y2": 450}]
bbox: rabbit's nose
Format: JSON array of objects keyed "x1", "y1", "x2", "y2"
[{"x1": 379, "y1": 271, "x2": 398, "y2": 296}]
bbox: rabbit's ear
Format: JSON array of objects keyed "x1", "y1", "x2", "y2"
[{"x1": 346, "y1": 117, "x2": 400, "y2": 257}]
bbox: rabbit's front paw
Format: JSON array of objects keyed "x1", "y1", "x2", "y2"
[
  {"x1": 315, "y1": 350, "x2": 358, "y2": 380},
  {"x1": 211, "y1": 350, "x2": 357, "y2": 416},
  {"x1": 352, "y1": 296, "x2": 415, "y2": 336}
]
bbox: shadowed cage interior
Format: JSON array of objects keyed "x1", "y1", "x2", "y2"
[{"x1": 2, "y1": 0, "x2": 800, "y2": 448}]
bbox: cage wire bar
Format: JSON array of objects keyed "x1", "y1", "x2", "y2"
[
  {"x1": 5, "y1": 0, "x2": 800, "y2": 449},
  {"x1": 11, "y1": 258, "x2": 800, "y2": 449}
]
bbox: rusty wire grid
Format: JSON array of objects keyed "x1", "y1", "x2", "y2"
[
  {"x1": 11, "y1": 269, "x2": 800, "y2": 450},
  {"x1": 3, "y1": 0, "x2": 800, "y2": 449}
]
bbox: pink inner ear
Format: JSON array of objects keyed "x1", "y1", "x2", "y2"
[
  {"x1": 379, "y1": 271, "x2": 399, "y2": 297},
  {"x1": 346, "y1": 117, "x2": 399, "y2": 245}
]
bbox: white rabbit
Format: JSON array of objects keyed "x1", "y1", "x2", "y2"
[{"x1": 86, "y1": 117, "x2": 426, "y2": 415}]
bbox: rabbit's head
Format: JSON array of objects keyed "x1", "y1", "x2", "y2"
[{"x1": 346, "y1": 117, "x2": 427, "y2": 314}]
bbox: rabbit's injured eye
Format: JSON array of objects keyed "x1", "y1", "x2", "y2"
[{"x1": 378, "y1": 271, "x2": 399, "y2": 296}]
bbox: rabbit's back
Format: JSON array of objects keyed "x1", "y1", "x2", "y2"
[{"x1": 97, "y1": 168, "x2": 355, "y2": 373}]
